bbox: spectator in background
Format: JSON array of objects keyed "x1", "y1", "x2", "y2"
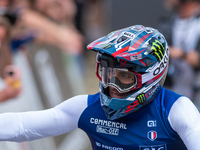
[
  {"x1": 0, "y1": 15, "x2": 22, "y2": 102},
  {"x1": 5, "y1": 0, "x2": 86, "y2": 95},
  {"x1": 0, "y1": 65, "x2": 22, "y2": 102},
  {"x1": 7, "y1": 0, "x2": 84, "y2": 55},
  {"x1": 0, "y1": 15, "x2": 12, "y2": 76},
  {"x1": 158, "y1": 0, "x2": 200, "y2": 100},
  {"x1": 30, "y1": 0, "x2": 86, "y2": 93},
  {"x1": 74, "y1": 0, "x2": 108, "y2": 44}
]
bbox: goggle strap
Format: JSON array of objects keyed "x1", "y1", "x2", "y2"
[{"x1": 96, "y1": 61, "x2": 102, "y2": 81}]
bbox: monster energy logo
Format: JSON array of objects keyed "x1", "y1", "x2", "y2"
[
  {"x1": 137, "y1": 93, "x2": 146, "y2": 104},
  {"x1": 102, "y1": 44, "x2": 112, "y2": 49},
  {"x1": 151, "y1": 39, "x2": 165, "y2": 61}
]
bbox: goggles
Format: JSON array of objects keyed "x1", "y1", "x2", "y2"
[{"x1": 96, "y1": 62, "x2": 142, "y2": 93}]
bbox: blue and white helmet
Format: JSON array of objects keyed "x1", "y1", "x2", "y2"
[{"x1": 87, "y1": 25, "x2": 169, "y2": 120}]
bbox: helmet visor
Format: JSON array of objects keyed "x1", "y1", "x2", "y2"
[{"x1": 96, "y1": 62, "x2": 142, "y2": 93}]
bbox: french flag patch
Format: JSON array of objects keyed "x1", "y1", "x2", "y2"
[{"x1": 147, "y1": 130, "x2": 157, "y2": 141}]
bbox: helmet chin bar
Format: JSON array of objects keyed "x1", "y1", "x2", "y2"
[
  {"x1": 103, "y1": 86, "x2": 134, "y2": 99},
  {"x1": 100, "y1": 87, "x2": 143, "y2": 120},
  {"x1": 100, "y1": 75, "x2": 163, "y2": 120}
]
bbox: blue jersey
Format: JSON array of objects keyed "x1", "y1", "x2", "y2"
[
  {"x1": 0, "y1": 87, "x2": 200, "y2": 150},
  {"x1": 78, "y1": 88, "x2": 187, "y2": 150}
]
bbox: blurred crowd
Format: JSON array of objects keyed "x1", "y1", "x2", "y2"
[
  {"x1": 0, "y1": 0, "x2": 109, "y2": 103},
  {"x1": 159, "y1": 0, "x2": 200, "y2": 104}
]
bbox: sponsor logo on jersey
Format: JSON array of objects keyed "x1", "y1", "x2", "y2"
[
  {"x1": 139, "y1": 144, "x2": 167, "y2": 150},
  {"x1": 96, "y1": 142, "x2": 124, "y2": 150},
  {"x1": 97, "y1": 125, "x2": 119, "y2": 135},
  {"x1": 147, "y1": 130, "x2": 157, "y2": 141},
  {"x1": 90, "y1": 118, "x2": 127, "y2": 136},
  {"x1": 147, "y1": 120, "x2": 157, "y2": 127}
]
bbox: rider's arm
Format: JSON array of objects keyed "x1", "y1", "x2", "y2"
[
  {"x1": 168, "y1": 97, "x2": 200, "y2": 150},
  {"x1": 0, "y1": 95, "x2": 88, "y2": 142}
]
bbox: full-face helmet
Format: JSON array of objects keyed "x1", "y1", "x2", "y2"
[{"x1": 87, "y1": 25, "x2": 169, "y2": 120}]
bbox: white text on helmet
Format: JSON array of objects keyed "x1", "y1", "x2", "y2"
[
  {"x1": 153, "y1": 55, "x2": 168, "y2": 76},
  {"x1": 123, "y1": 32, "x2": 136, "y2": 38}
]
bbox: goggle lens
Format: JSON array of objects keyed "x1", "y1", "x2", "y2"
[{"x1": 96, "y1": 62, "x2": 142, "y2": 93}]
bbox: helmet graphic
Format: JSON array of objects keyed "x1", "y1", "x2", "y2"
[{"x1": 87, "y1": 25, "x2": 169, "y2": 120}]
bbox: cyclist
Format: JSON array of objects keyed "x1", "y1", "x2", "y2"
[{"x1": 0, "y1": 25, "x2": 200, "y2": 150}]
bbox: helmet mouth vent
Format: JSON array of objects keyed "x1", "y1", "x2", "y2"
[{"x1": 102, "y1": 105, "x2": 118, "y2": 120}]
